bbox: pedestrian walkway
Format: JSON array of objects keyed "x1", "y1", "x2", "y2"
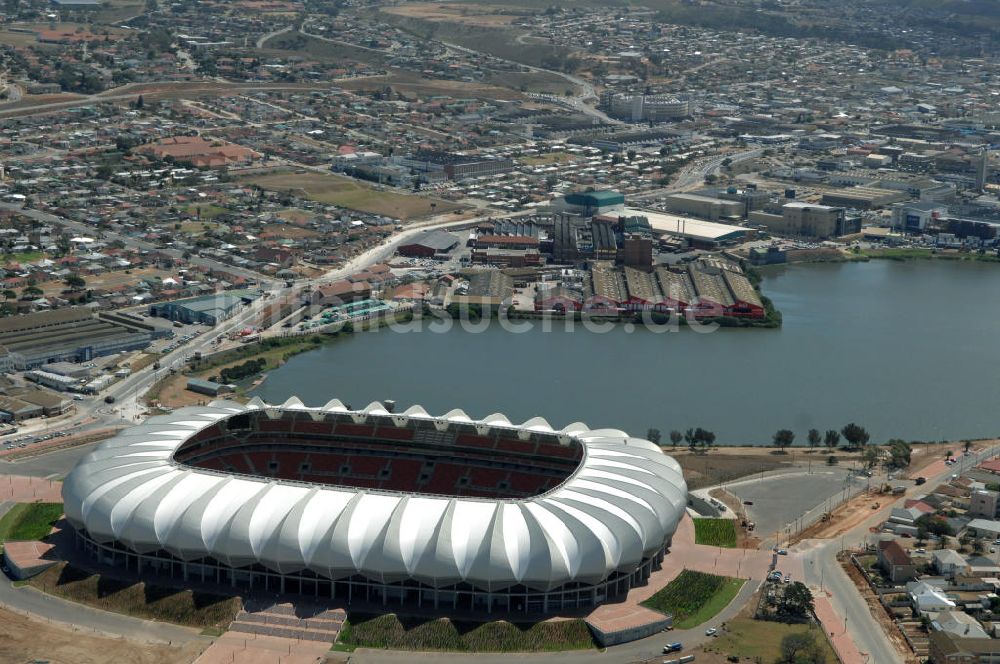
[
  {"x1": 584, "y1": 514, "x2": 798, "y2": 637},
  {"x1": 228, "y1": 601, "x2": 346, "y2": 643},
  {"x1": 814, "y1": 595, "x2": 865, "y2": 664},
  {"x1": 194, "y1": 632, "x2": 329, "y2": 664},
  {"x1": 0, "y1": 474, "x2": 61, "y2": 502}
]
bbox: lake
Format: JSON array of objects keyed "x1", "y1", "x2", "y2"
[{"x1": 253, "y1": 260, "x2": 1000, "y2": 445}]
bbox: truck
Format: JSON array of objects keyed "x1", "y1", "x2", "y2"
[{"x1": 663, "y1": 642, "x2": 683, "y2": 654}]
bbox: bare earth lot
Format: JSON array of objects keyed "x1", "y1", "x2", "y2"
[
  {"x1": 244, "y1": 170, "x2": 457, "y2": 221},
  {"x1": 0, "y1": 605, "x2": 203, "y2": 664}
]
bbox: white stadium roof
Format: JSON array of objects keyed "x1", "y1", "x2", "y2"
[
  {"x1": 622, "y1": 207, "x2": 747, "y2": 241},
  {"x1": 62, "y1": 398, "x2": 688, "y2": 592}
]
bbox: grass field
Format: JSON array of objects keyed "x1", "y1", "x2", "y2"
[
  {"x1": 0, "y1": 503, "x2": 63, "y2": 541},
  {"x1": 243, "y1": 170, "x2": 455, "y2": 221},
  {"x1": 337, "y1": 614, "x2": 595, "y2": 652},
  {"x1": 706, "y1": 617, "x2": 838, "y2": 662},
  {"x1": 31, "y1": 563, "x2": 241, "y2": 629},
  {"x1": 693, "y1": 518, "x2": 738, "y2": 548},
  {"x1": 641, "y1": 570, "x2": 744, "y2": 629}
]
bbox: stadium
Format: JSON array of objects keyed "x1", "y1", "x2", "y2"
[{"x1": 62, "y1": 398, "x2": 687, "y2": 615}]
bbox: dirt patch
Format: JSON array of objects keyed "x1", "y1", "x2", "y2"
[
  {"x1": 791, "y1": 488, "x2": 880, "y2": 544},
  {"x1": 0, "y1": 604, "x2": 203, "y2": 664},
  {"x1": 383, "y1": 3, "x2": 525, "y2": 27},
  {"x1": 674, "y1": 450, "x2": 797, "y2": 490}
]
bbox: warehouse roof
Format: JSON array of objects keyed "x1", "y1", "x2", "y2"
[
  {"x1": 402, "y1": 230, "x2": 459, "y2": 252},
  {"x1": 622, "y1": 208, "x2": 747, "y2": 242}
]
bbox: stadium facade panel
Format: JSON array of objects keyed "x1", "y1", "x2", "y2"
[{"x1": 62, "y1": 398, "x2": 688, "y2": 613}]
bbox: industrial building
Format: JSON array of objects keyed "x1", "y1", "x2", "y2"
[
  {"x1": 620, "y1": 208, "x2": 749, "y2": 247},
  {"x1": 553, "y1": 216, "x2": 618, "y2": 263},
  {"x1": 660, "y1": 193, "x2": 745, "y2": 221},
  {"x1": 150, "y1": 293, "x2": 245, "y2": 326},
  {"x1": 0, "y1": 308, "x2": 153, "y2": 371},
  {"x1": 891, "y1": 202, "x2": 947, "y2": 232},
  {"x1": 582, "y1": 257, "x2": 764, "y2": 318},
  {"x1": 552, "y1": 190, "x2": 625, "y2": 217},
  {"x1": 820, "y1": 186, "x2": 908, "y2": 210},
  {"x1": 749, "y1": 202, "x2": 859, "y2": 238},
  {"x1": 397, "y1": 230, "x2": 460, "y2": 258},
  {"x1": 452, "y1": 271, "x2": 514, "y2": 308}
]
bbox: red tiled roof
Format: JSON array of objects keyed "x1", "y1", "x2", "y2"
[{"x1": 878, "y1": 540, "x2": 912, "y2": 566}]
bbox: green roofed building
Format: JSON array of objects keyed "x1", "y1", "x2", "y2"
[
  {"x1": 556, "y1": 190, "x2": 626, "y2": 216},
  {"x1": 150, "y1": 294, "x2": 245, "y2": 326}
]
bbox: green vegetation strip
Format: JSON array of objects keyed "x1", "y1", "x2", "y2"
[
  {"x1": 693, "y1": 518, "x2": 738, "y2": 548},
  {"x1": 0, "y1": 503, "x2": 63, "y2": 541},
  {"x1": 337, "y1": 613, "x2": 595, "y2": 652},
  {"x1": 707, "y1": 618, "x2": 837, "y2": 663},
  {"x1": 641, "y1": 570, "x2": 745, "y2": 629},
  {"x1": 30, "y1": 563, "x2": 240, "y2": 629}
]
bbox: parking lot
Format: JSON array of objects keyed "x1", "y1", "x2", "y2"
[{"x1": 729, "y1": 468, "x2": 857, "y2": 540}]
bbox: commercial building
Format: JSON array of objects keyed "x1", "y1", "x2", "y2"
[
  {"x1": 0, "y1": 308, "x2": 153, "y2": 371},
  {"x1": 150, "y1": 293, "x2": 244, "y2": 326},
  {"x1": 602, "y1": 93, "x2": 689, "y2": 122},
  {"x1": 397, "y1": 230, "x2": 459, "y2": 258},
  {"x1": 749, "y1": 202, "x2": 858, "y2": 239},
  {"x1": 892, "y1": 202, "x2": 947, "y2": 232},
  {"x1": 392, "y1": 152, "x2": 514, "y2": 181},
  {"x1": 660, "y1": 193, "x2": 745, "y2": 222}
]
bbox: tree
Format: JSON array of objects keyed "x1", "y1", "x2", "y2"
[
  {"x1": 965, "y1": 440, "x2": 973, "y2": 454},
  {"x1": 862, "y1": 446, "x2": 880, "y2": 470},
  {"x1": 64, "y1": 274, "x2": 86, "y2": 290},
  {"x1": 773, "y1": 429, "x2": 795, "y2": 451},
  {"x1": 841, "y1": 423, "x2": 870, "y2": 450},
  {"x1": 646, "y1": 428, "x2": 662, "y2": 446},
  {"x1": 807, "y1": 429, "x2": 821, "y2": 448},
  {"x1": 2, "y1": 290, "x2": 15, "y2": 301},
  {"x1": 685, "y1": 427, "x2": 715, "y2": 453},
  {"x1": 824, "y1": 429, "x2": 841, "y2": 449},
  {"x1": 778, "y1": 581, "x2": 815, "y2": 619},
  {"x1": 669, "y1": 430, "x2": 682, "y2": 447},
  {"x1": 22, "y1": 285, "x2": 43, "y2": 299},
  {"x1": 886, "y1": 439, "x2": 911, "y2": 469},
  {"x1": 777, "y1": 629, "x2": 825, "y2": 664}
]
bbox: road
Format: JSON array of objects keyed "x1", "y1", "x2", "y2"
[
  {"x1": 798, "y1": 443, "x2": 1000, "y2": 664},
  {"x1": 630, "y1": 148, "x2": 765, "y2": 200}
]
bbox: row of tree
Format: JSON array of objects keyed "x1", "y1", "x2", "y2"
[{"x1": 646, "y1": 423, "x2": 873, "y2": 451}]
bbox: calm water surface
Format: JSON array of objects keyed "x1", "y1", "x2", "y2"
[{"x1": 254, "y1": 260, "x2": 1000, "y2": 444}]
